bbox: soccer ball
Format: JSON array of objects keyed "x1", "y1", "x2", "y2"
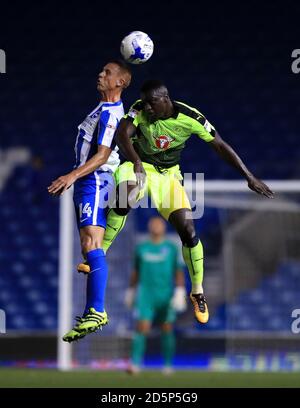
[{"x1": 120, "y1": 31, "x2": 154, "y2": 64}]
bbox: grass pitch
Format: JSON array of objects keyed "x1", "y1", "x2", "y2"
[{"x1": 0, "y1": 369, "x2": 299, "y2": 388}]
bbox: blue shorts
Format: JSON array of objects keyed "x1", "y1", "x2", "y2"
[{"x1": 73, "y1": 171, "x2": 115, "y2": 229}]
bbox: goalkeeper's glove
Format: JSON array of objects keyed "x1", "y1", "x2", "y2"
[
  {"x1": 171, "y1": 286, "x2": 187, "y2": 312},
  {"x1": 124, "y1": 287, "x2": 136, "y2": 309}
]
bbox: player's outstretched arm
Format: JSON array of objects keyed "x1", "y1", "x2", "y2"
[
  {"x1": 209, "y1": 132, "x2": 274, "y2": 198},
  {"x1": 116, "y1": 118, "x2": 146, "y2": 189},
  {"x1": 47, "y1": 145, "x2": 112, "y2": 196}
]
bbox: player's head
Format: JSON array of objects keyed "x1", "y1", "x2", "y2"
[
  {"x1": 97, "y1": 60, "x2": 132, "y2": 93},
  {"x1": 148, "y1": 216, "x2": 166, "y2": 240},
  {"x1": 140, "y1": 80, "x2": 173, "y2": 122}
]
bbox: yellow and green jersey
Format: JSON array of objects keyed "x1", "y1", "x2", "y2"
[{"x1": 125, "y1": 100, "x2": 216, "y2": 168}]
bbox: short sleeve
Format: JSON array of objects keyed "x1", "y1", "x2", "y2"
[
  {"x1": 190, "y1": 112, "x2": 216, "y2": 142},
  {"x1": 171, "y1": 243, "x2": 183, "y2": 272},
  {"x1": 123, "y1": 99, "x2": 143, "y2": 127},
  {"x1": 97, "y1": 110, "x2": 118, "y2": 147}
]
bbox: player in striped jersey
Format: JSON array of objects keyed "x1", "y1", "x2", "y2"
[{"x1": 48, "y1": 60, "x2": 131, "y2": 342}]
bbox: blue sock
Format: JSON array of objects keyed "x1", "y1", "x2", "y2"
[{"x1": 84, "y1": 248, "x2": 108, "y2": 314}]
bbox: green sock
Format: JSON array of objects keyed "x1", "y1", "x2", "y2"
[
  {"x1": 182, "y1": 240, "x2": 204, "y2": 294},
  {"x1": 131, "y1": 333, "x2": 146, "y2": 366},
  {"x1": 103, "y1": 209, "x2": 127, "y2": 253},
  {"x1": 161, "y1": 332, "x2": 175, "y2": 367}
]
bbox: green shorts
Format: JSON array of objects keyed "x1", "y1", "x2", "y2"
[
  {"x1": 114, "y1": 161, "x2": 191, "y2": 220},
  {"x1": 134, "y1": 298, "x2": 176, "y2": 324}
]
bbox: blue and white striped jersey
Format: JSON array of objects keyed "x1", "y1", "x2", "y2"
[{"x1": 74, "y1": 100, "x2": 124, "y2": 175}]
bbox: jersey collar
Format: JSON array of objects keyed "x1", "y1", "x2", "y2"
[
  {"x1": 101, "y1": 100, "x2": 123, "y2": 107},
  {"x1": 171, "y1": 101, "x2": 180, "y2": 119}
]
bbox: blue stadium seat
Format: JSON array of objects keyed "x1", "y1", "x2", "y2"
[{"x1": 197, "y1": 261, "x2": 300, "y2": 332}]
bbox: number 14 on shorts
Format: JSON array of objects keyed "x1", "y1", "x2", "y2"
[{"x1": 79, "y1": 202, "x2": 92, "y2": 222}]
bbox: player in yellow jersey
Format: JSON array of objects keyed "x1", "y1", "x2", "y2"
[{"x1": 79, "y1": 79, "x2": 274, "y2": 324}]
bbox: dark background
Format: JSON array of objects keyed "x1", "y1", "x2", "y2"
[{"x1": 1, "y1": 0, "x2": 299, "y2": 179}]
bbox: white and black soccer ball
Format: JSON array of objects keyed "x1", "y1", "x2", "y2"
[{"x1": 120, "y1": 31, "x2": 154, "y2": 64}]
